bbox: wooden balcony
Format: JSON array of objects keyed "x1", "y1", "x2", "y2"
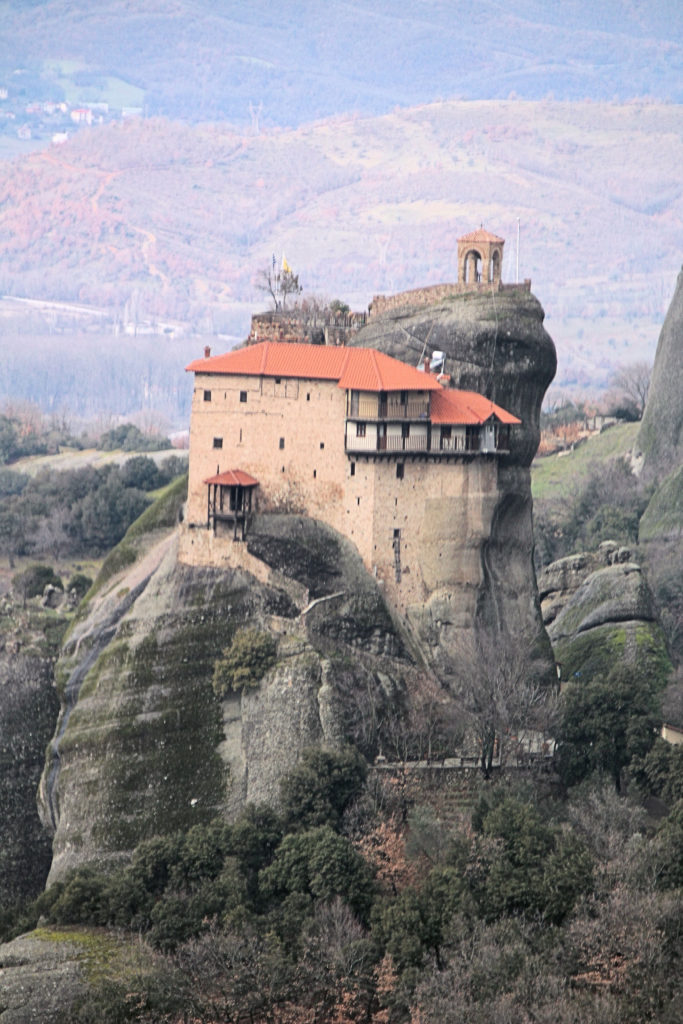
[{"x1": 345, "y1": 422, "x2": 512, "y2": 456}]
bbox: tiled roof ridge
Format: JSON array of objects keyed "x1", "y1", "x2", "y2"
[
  {"x1": 369, "y1": 347, "x2": 382, "y2": 390},
  {"x1": 457, "y1": 227, "x2": 504, "y2": 244}
]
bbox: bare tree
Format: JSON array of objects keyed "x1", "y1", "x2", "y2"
[
  {"x1": 449, "y1": 631, "x2": 557, "y2": 777},
  {"x1": 610, "y1": 360, "x2": 652, "y2": 418},
  {"x1": 255, "y1": 264, "x2": 302, "y2": 311}
]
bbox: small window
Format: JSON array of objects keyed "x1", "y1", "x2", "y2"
[
  {"x1": 393, "y1": 528, "x2": 401, "y2": 538},
  {"x1": 350, "y1": 463, "x2": 356, "y2": 477},
  {"x1": 279, "y1": 437, "x2": 285, "y2": 449},
  {"x1": 402, "y1": 423, "x2": 410, "y2": 439},
  {"x1": 396, "y1": 463, "x2": 404, "y2": 480},
  {"x1": 356, "y1": 422, "x2": 366, "y2": 438},
  {"x1": 239, "y1": 428, "x2": 242, "y2": 442},
  {"x1": 357, "y1": 497, "x2": 361, "y2": 505},
  {"x1": 275, "y1": 377, "x2": 281, "y2": 384},
  {"x1": 240, "y1": 391, "x2": 247, "y2": 403},
  {"x1": 213, "y1": 437, "x2": 223, "y2": 449},
  {"x1": 306, "y1": 393, "x2": 311, "y2": 401},
  {"x1": 203, "y1": 389, "x2": 211, "y2": 402},
  {"x1": 319, "y1": 442, "x2": 324, "y2": 450},
  {"x1": 313, "y1": 469, "x2": 317, "y2": 478}
]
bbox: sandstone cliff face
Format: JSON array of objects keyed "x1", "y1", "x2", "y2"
[
  {"x1": 634, "y1": 269, "x2": 683, "y2": 662},
  {"x1": 636, "y1": 266, "x2": 683, "y2": 475},
  {"x1": 39, "y1": 518, "x2": 413, "y2": 883},
  {"x1": 0, "y1": 605, "x2": 62, "y2": 913},
  {"x1": 538, "y1": 541, "x2": 670, "y2": 684},
  {"x1": 354, "y1": 289, "x2": 557, "y2": 675}
]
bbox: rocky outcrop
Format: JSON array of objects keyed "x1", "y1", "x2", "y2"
[
  {"x1": 39, "y1": 517, "x2": 414, "y2": 883},
  {"x1": 538, "y1": 542, "x2": 670, "y2": 685},
  {"x1": 353, "y1": 288, "x2": 557, "y2": 674},
  {"x1": 0, "y1": 605, "x2": 62, "y2": 914},
  {"x1": 636, "y1": 267, "x2": 683, "y2": 476},
  {"x1": 0, "y1": 931, "x2": 87, "y2": 1024}
]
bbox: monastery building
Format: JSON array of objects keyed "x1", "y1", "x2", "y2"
[{"x1": 180, "y1": 339, "x2": 520, "y2": 614}]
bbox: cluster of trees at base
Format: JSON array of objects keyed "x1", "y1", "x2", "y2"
[
  {"x1": 0, "y1": 411, "x2": 172, "y2": 467},
  {"x1": 533, "y1": 456, "x2": 651, "y2": 568},
  {"x1": 0, "y1": 454, "x2": 186, "y2": 564},
  {"x1": 5, "y1": 740, "x2": 682, "y2": 1024}
]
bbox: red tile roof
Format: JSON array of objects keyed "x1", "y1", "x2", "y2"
[
  {"x1": 204, "y1": 470, "x2": 259, "y2": 487},
  {"x1": 457, "y1": 228, "x2": 505, "y2": 245},
  {"x1": 430, "y1": 389, "x2": 520, "y2": 425},
  {"x1": 187, "y1": 341, "x2": 441, "y2": 393},
  {"x1": 336, "y1": 347, "x2": 440, "y2": 392}
]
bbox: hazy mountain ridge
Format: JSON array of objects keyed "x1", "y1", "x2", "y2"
[
  {"x1": 1, "y1": 0, "x2": 681, "y2": 129},
  {"x1": 0, "y1": 99, "x2": 680, "y2": 403}
]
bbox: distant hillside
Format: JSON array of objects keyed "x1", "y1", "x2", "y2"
[
  {"x1": 0, "y1": 99, "x2": 681, "y2": 400},
  {"x1": 1, "y1": 0, "x2": 681, "y2": 129}
]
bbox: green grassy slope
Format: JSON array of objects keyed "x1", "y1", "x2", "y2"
[{"x1": 531, "y1": 423, "x2": 639, "y2": 503}]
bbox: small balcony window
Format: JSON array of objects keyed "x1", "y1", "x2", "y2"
[{"x1": 356, "y1": 422, "x2": 366, "y2": 438}]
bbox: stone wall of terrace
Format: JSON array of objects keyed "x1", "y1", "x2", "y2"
[{"x1": 369, "y1": 279, "x2": 531, "y2": 319}]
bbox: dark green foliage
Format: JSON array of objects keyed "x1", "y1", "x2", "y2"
[
  {"x1": 557, "y1": 663, "x2": 662, "y2": 790},
  {"x1": 534, "y1": 456, "x2": 650, "y2": 567},
  {"x1": 7, "y1": 730, "x2": 683, "y2": 1022},
  {"x1": 0, "y1": 462, "x2": 155, "y2": 560},
  {"x1": 373, "y1": 866, "x2": 464, "y2": 975},
  {"x1": 123, "y1": 472, "x2": 187, "y2": 539},
  {"x1": 230, "y1": 804, "x2": 283, "y2": 903},
  {"x1": 0, "y1": 467, "x2": 28, "y2": 496},
  {"x1": 212, "y1": 628, "x2": 277, "y2": 696},
  {"x1": 648, "y1": 799, "x2": 683, "y2": 890},
  {"x1": 473, "y1": 796, "x2": 593, "y2": 924},
  {"x1": 259, "y1": 825, "x2": 376, "y2": 923},
  {"x1": 98, "y1": 423, "x2": 170, "y2": 452},
  {"x1": 42, "y1": 867, "x2": 107, "y2": 926},
  {"x1": 67, "y1": 572, "x2": 93, "y2": 600},
  {"x1": 0, "y1": 415, "x2": 20, "y2": 464},
  {"x1": 118, "y1": 455, "x2": 163, "y2": 491},
  {"x1": 631, "y1": 738, "x2": 683, "y2": 805},
  {"x1": 12, "y1": 562, "x2": 63, "y2": 598},
  {"x1": 279, "y1": 745, "x2": 368, "y2": 831}
]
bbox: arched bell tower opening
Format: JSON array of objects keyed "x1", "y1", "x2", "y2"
[
  {"x1": 457, "y1": 228, "x2": 505, "y2": 288},
  {"x1": 463, "y1": 249, "x2": 483, "y2": 284}
]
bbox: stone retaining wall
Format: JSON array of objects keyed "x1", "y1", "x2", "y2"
[{"x1": 369, "y1": 280, "x2": 532, "y2": 319}]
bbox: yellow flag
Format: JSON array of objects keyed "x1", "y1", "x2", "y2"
[{"x1": 282, "y1": 254, "x2": 291, "y2": 273}]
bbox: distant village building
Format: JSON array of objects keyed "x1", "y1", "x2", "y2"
[
  {"x1": 70, "y1": 108, "x2": 93, "y2": 125},
  {"x1": 180, "y1": 340, "x2": 519, "y2": 614}
]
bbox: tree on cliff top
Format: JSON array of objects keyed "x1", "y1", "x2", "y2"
[{"x1": 256, "y1": 264, "x2": 302, "y2": 311}]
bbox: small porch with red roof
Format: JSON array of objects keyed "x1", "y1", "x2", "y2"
[{"x1": 204, "y1": 469, "x2": 258, "y2": 540}]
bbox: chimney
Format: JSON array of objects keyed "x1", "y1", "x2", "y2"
[
  {"x1": 204, "y1": 345, "x2": 211, "y2": 358},
  {"x1": 424, "y1": 355, "x2": 430, "y2": 374}
]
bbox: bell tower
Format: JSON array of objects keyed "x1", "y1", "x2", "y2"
[{"x1": 457, "y1": 228, "x2": 505, "y2": 287}]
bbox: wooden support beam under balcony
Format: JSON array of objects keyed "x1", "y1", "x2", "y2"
[{"x1": 204, "y1": 469, "x2": 258, "y2": 540}]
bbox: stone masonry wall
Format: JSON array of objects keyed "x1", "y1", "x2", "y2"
[
  {"x1": 370, "y1": 761, "x2": 558, "y2": 822},
  {"x1": 369, "y1": 280, "x2": 532, "y2": 319},
  {"x1": 183, "y1": 366, "x2": 502, "y2": 628}
]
